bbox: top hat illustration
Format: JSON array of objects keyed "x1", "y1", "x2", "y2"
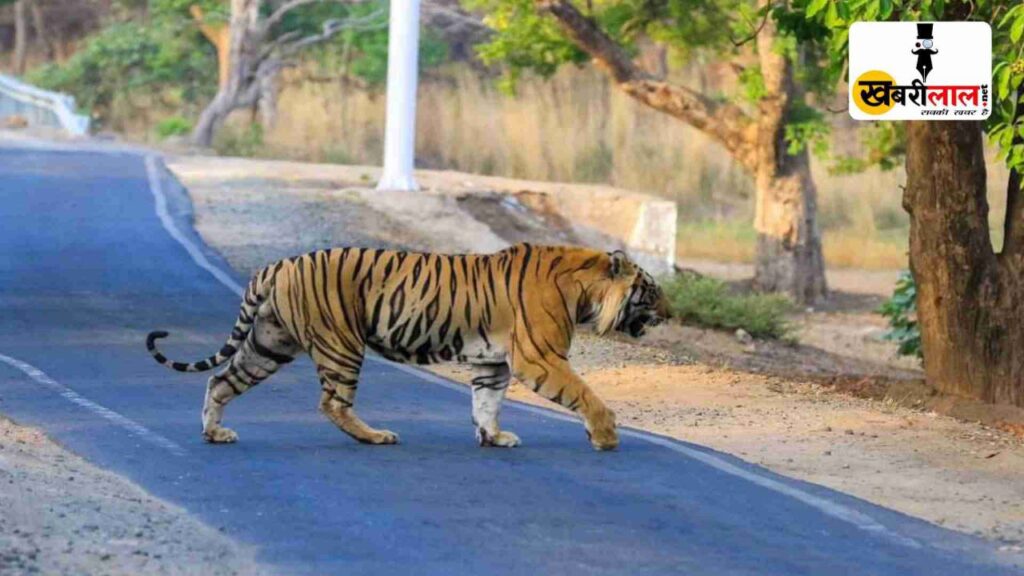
[{"x1": 917, "y1": 23, "x2": 933, "y2": 40}]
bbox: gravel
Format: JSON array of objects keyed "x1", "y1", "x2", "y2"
[{"x1": 0, "y1": 416, "x2": 264, "y2": 576}]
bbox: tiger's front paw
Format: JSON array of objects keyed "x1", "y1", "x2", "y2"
[
  {"x1": 589, "y1": 428, "x2": 619, "y2": 451},
  {"x1": 586, "y1": 408, "x2": 618, "y2": 451},
  {"x1": 477, "y1": 428, "x2": 521, "y2": 448}
]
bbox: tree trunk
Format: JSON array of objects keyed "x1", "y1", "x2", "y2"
[
  {"x1": 751, "y1": 8, "x2": 827, "y2": 303},
  {"x1": 192, "y1": 0, "x2": 262, "y2": 147},
  {"x1": 193, "y1": 92, "x2": 235, "y2": 147},
  {"x1": 30, "y1": 1, "x2": 54, "y2": 61},
  {"x1": 256, "y1": 71, "x2": 278, "y2": 128},
  {"x1": 904, "y1": 121, "x2": 1024, "y2": 407},
  {"x1": 12, "y1": 0, "x2": 28, "y2": 75},
  {"x1": 752, "y1": 150, "x2": 827, "y2": 303},
  {"x1": 190, "y1": 4, "x2": 232, "y2": 90}
]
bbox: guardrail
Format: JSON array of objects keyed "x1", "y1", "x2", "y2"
[{"x1": 0, "y1": 73, "x2": 90, "y2": 136}]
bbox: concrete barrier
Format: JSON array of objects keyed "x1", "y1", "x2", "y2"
[{"x1": 167, "y1": 156, "x2": 677, "y2": 275}]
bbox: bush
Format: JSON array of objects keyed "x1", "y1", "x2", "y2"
[
  {"x1": 27, "y1": 20, "x2": 216, "y2": 123},
  {"x1": 154, "y1": 116, "x2": 193, "y2": 140},
  {"x1": 662, "y1": 274, "x2": 792, "y2": 339},
  {"x1": 878, "y1": 270, "x2": 921, "y2": 359}
]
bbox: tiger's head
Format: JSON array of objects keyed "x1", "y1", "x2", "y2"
[{"x1": 591, "y1": 251, "x2": 671, "y2": 338}]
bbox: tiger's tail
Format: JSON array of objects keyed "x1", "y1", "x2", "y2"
[{"x1": 146, "y1": 264, "x2": 277, "y2": 373}]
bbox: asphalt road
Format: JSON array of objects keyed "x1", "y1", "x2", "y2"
[{"x1": 0, "y1": 142, "x2": 1017, "y2": 575}]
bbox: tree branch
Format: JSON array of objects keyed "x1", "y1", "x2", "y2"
[
  {"x1": 262, "y1": 0, "x2": 369, "y2": 33},
  {"x1": 422, "y1": 0, "x2": 490, "y2": 34},
  {"x1": 534, "y1": 0, "x2": 758, "y2": 171},
  {"x1": 263, "y1": 0, "x2": 320, "y2": 32},
  {"x1": 189, "y1": 4, "x2": 225, "y2": 43},
  {"x1": 278, "y1": 10, "x2": 387, "y2": 57},
  {"x1": 730, "y1": 2, "x2": 772, "y2": 48}
]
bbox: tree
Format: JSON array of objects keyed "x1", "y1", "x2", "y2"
[
  {"x1": 29, "y1": 2, "x2": 54, "y2": 59},
  {"x1": 189, "y1": 3, "x2": 231, "y2": 91},
  {"x1": 809, "y1": 0, "x2": 1024, "y2": 407},
  {"x1": 12, "y1": 0, "x2": 27, "y2": 74},
  {"x1": 29, "y1": 0, "x2": 55, "y2": 59},
  {"x1": 27, "y1": 12, "x2": 218, "y2": 123},
  {"x1": 467, "y1": 0, "x2": 829, "y2": 303},
  {"x1": 190, "y1": 0, "x2": 389, "y2": 147}
]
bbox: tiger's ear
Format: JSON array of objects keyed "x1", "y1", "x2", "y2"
[{"x1": 608, "y1": 250, "x2": 631, "y2": 278}]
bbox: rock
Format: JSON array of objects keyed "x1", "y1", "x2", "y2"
[{"x1": 734, "y1": 328, "x2": 753, "y2": 344}]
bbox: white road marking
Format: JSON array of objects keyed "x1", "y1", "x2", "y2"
[
  {"x1": 145, "y1": 155, "x2": 246, "y2": 296},
  {"x1": 384, "y1": 361, "x2": 920, "y2": 546},
  {"x1": 143, "y1": 152, "x2": 921, "y2": 548},
  {"x1": 0, "y1": 352, "x2": 188, "y2": 457}
]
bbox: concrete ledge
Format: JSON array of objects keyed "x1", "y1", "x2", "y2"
[{"x1": 168, "y1": 156, "x2": 677, "y2": 275}]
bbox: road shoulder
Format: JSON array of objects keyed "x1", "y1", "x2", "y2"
[{"x1": 0, "y1": 415, "x2": 265, "y2": 575}]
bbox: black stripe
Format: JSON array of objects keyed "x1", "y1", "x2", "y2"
[{"x1": 250, "y1": 337, "x2": 294, "y2": 365}]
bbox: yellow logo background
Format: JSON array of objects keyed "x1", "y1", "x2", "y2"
[{"x1": 852, "y1": 70, "x2": 896, "y2": 116}]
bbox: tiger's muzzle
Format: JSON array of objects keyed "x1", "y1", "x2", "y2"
[{"x1": 617, "y1": 308, "x2": 666, "y2": 338}]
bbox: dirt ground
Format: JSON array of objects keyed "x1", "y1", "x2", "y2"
[{"x1": 0, "y1": 416, "x2": 263, "y2": 575}]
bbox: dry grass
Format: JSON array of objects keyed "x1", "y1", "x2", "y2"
[
  {"x1": 264, "y1": 65, "x2": 749, "y2": 216},
  {"x1": 258, "y1": 64, "x2": 932, "y2": 270},
  {"x1": 824, "y1": 231, "x2": 908, "y2": 270},
  {"x1": 676, "y1": 221, "x2": 909, "y2": 270}
]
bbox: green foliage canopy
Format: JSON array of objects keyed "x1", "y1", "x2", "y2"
[
  {"x1": 797, "y1": 0, "x2": 1024, "y2": 177},
  {"x1": 292, "y1": 2, "x2": 448, "y2": 86},
  {"x1": 28, "y1": 18, "x2": 217, "y2": 119},
  {"x1": 467, "y1": 0, "x2": 758, "y2": 91},
  {"x1": 466, "y1": 0, "x2": 835, "y2": 162}
]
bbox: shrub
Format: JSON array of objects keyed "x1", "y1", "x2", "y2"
[
  {"x1": 154, "y1": 116, "x2": 193, "y2": 140},
  {"x1": 878, "y1": 270, "x2": 921, "y2": 359},
  {"x1": 662, "y1": 274, "x2": 792, "y2": 339},
  {"x1": 27, "y1": 21, "x2": 216, "y2": 123}
]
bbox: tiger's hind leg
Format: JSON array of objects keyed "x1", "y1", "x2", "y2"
[
  {"x1": 313, "y1": 341, "x2": 399, "y2": 445},
  {"x1": 470, "y1": 363, "x2": 519, "y2": 448},
  {"x1": 202, "y1": 304, "x2": 299, "y2": 444}
]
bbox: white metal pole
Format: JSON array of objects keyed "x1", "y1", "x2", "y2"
[{"x1": 376, "y1": 0, "x2": 421, "y2": 191}]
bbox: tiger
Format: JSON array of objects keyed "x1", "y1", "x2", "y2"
[{"x1": 146, "y1": 243, "x2": 670, "y2": 451}]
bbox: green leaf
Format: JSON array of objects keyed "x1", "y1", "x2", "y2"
[
  {"x1": 998, "y1": 65, "x2": 1012, "y2": 100},
  {"x1": 824, "y1": 2, "x2": 841, "y2": 27},
  {"x1": 807, "y1": 0, "x2": 829, "y2": 18},
  {"x1": 998, "y1": 4, "x2": 1024, "y2": 28},
  {"x1": 879, "y1": 0, "x2": 894, "y2": 20},
  {"x1": 1011, "y1": 15, "x2": 1024, "y2": 43}
]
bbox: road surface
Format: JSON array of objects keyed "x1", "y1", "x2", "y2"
[{"x1": 0, "y1": 142, "x2": 1016, "y2": 575}]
